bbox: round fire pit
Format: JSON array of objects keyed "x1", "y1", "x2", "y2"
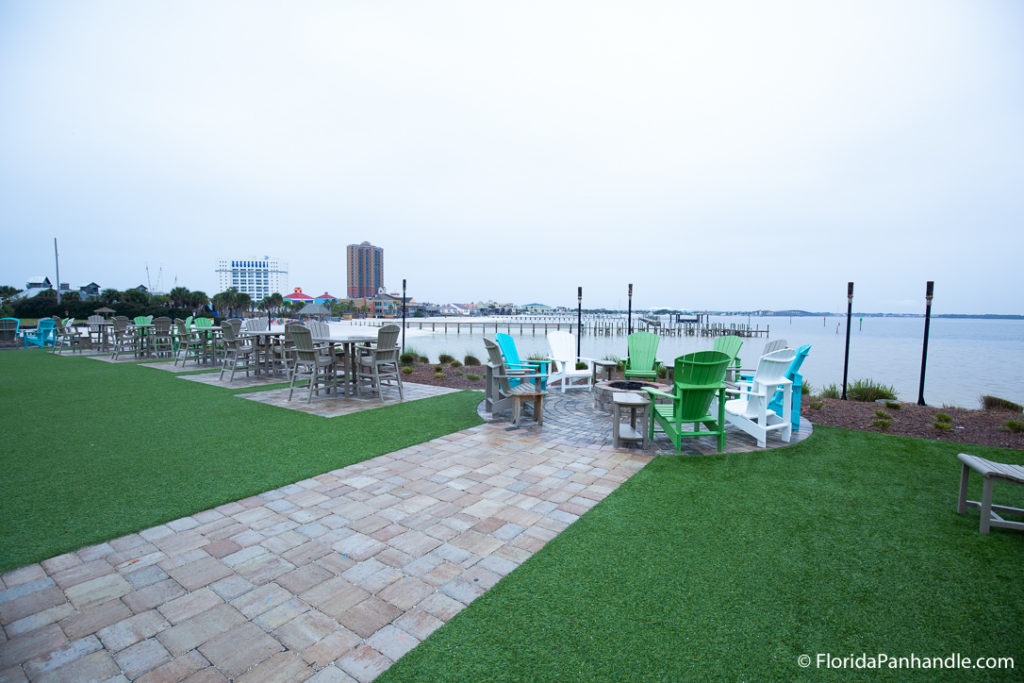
[{"x1": 594, "y1": 379, "x2": 671, "y2": 413}]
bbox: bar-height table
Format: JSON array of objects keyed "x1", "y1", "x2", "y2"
[
  {"x1": 239, "y1": 329, "x2": 286, "y2": 376},
  {"x1": 312, "y1": 333, "x2": 377, "y2": 396}
]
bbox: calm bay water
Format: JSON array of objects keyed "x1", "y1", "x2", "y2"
[{"x1": 334, "y1": 315, "x2": 1024, "y2": 410}]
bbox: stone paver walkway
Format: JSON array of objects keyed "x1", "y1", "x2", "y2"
[{"x1": 0, "y1": 379, "x2": 810, "y2": 681}]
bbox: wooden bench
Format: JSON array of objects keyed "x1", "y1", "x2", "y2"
[{"x1": 957, "y1": 453, "x2": 1024, "y2": 534}]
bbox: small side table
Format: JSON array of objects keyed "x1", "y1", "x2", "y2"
[
  {"x1": 612, "y1": 391, "x2": 649, "y2": 449},
  {"x1": 592, "y1": 359, "x2": 617, "y2": 384}
]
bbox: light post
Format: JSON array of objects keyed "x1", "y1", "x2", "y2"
[
  {"x1": 401, "y1": 279, "x2": 407, "y2": 354},
  {"x1": 917, "y1": 281, "x2": 934, "y2": 406},
  {"x1": 628, "y1": 283, "x2": 633, "y2": 335},
  {"x1": 841, "y1": 282, "x2": 853, "y2": 400},
  {"x1": 577, "y1": 286, "x2": 582, "y2": 359}
]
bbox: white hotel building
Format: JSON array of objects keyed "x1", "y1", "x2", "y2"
[{"x1": 214, "y1": 256, "x2": 288, "y2": 300}]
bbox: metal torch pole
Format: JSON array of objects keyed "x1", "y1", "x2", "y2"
[
  {"x1": 577, "y1": 286, "x2": 582, "y2": 359},
  {"x1": 401, "y1": 279, "x2": 407, "y2": 354},
  {"x1": 628, "y1": 283, "x2": 633, "y2": 335},
  {"x1": 917, "y1": 281, "x2": 934, "y2": 406},
  {"x1": 841, "y1": 282, "x2": 853, "y2": 400}
]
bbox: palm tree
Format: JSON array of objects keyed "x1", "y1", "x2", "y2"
[
  {"x1": 100, "y1": 288, "x2": 121, "y2": 304},
  {"x1": 169, "y1": 286, "x2": 191, "y2": 309}
]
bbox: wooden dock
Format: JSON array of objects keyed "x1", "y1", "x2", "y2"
[{"x1": 350, "y1": 315, "x2": 769, "y2": 338}]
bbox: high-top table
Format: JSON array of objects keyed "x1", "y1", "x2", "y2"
[
  {"x1": 239, "y1": 329, "x2": 286, "y2": 376},
  {"x1": 313, "y1": 333, "x2": 378, "y2": 396}
]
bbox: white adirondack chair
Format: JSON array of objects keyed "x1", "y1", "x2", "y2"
[
  {"x1": 724, "y1": 348, "x2": 796, "y2": 448},
  {"x1": 546, "y1": 331, "x2": 593, "y2": 392}
]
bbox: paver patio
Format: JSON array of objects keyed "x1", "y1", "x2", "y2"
[{"x1": 0, "y1": 381, "x2": 810, "y2": 681}]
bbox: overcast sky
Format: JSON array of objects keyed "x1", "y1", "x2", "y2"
[{"x1": 2, "y1": 1, "x2": 1022, "y2": 313}]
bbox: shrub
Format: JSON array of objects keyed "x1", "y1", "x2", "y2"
[
  {"x1": 576, "y1": 361, "x2": 588, "y2": 370},
  {"x1": 657, "y1": 365, "x2": 667, "y2": 378},
  {"x1": 873, "y1": 409, "x2": 890, "y2": 419},
  {"x1": 885, "y1": 401, "x2": 901, "y2": 410},
  {"x1": 434, "y1": 365, "x2": 443, "y2": 372},
  {"x1": 399, "y1": 352, "x2": 417, "y2": 366},
  {"x1": 932, "y1": 421, "x2": 953, "y2": 431},
  {"x1": 449, "y1": 360, "x2": 461, "y2": 368},
  {"x1": 801, "y1": 382, "x2": 810, "y2": 395},
  {"x1": 401, "y1": 366, "x2": 413, "y2": 375},
  {"x1": 847, "y1": 378, "x2": 897, "y2": 402},
  {"x1": 819, "y1": 384, "x2": 840, "y2": 399},
  {"x1": 1000, "y1": 419, "x2": 1024, "y2": 433},
  {"x1": 872, "y1": 418, "x2": 893, "y2": 431},
  {"x1": 466, "y1": 373, "x2": 481, "y2": 381},
  {"x1": 438, "y1": 353, "x2": 455, "y2": 364},
  {"x1": 809, "y1": 401, "x2": 823, "y2": 410},
  {"x1": 418, "y1": 355, "x2": 429, "y2": 363},
  {"x1": 935, "y1": 412, "x2": 952, "y2": 423},
  {"x1": 403, "y1": 346, "x2": 423, "y2": 362},
  {"x1": 454, "y1": 370, "x2": 464, "y2": 376},
  {"x1": 434, "y1": 371, "x2": 445, "y2": 379},
  {"x1": 464, "y1": 354, "x2": 481, "y2": 366},
  {"x1": 982, "y1": 395, "x2": 1023, "y2": 412}
]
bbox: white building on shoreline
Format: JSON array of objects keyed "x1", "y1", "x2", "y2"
[{"x1": 215, "y1": 256, "x2": 288, "y2": 300}]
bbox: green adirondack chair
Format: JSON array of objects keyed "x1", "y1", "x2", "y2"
[
  {"x1": 712, "y1": 335, "x2": 743, "y2": 379},
  {"x1": 623, "y1": 332, "x2": 661, "y2": 380},
  {"x1": 645, "y1": 350, "x2": 732, "y2": 453}
]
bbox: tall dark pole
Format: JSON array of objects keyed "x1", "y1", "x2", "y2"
[
  {"x1": 401, "y1": 279, "x2": 407, "y2": 354},
  {"x1": 917, "y1": 281, "x2": 934, "y2": 406},
  {"x1": 54, "y1": 238, "x2": 61, "y2": 306},
  {"x1": 577, "y1": 286, "x2": 582, "y2": 359},
  {"x1": 627, "y1": 283, "x2": 633, "y2": 335},
  {"x1": 841, "y1": 282, "x2": 853, "y2": 400}
]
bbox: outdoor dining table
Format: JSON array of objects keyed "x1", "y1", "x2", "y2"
[
  {"x1": 193, "y1": 325, "x2": 222, "y2": 365},
  {"x1": 313, "y1": 333, "x2": 377, "y2": 396},
  {"x1": 130, "y1": 323, "x2": 154, "y2": 358},
  {"x1": 239, "y1": 329, "x2": 286, "y2": 376}
]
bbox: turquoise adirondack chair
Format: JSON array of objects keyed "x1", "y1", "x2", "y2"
[
  {"x1": 23, "y1": 318, "x2": 56, "y2": 348},
  {"x1": 645, "y1": 350, "x2": 732, "y2": 453},
  {"x1": 712, "y1": 335, "x2": 743, "y2": 380},
  {"x1": 767, "y1": 344, "x2": 811, "y2": 431},
  {"x1": 624, "y1": 332, "x2": 661, "y2": 380},
  {"x1": 495, "y1": 333, "x2": 548, "y2": 390}
]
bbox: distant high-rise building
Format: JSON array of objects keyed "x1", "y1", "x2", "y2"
[
  {"x1": 215, "y1": 256, "x2": 288, "y2": 300},
  {"x1": 347, "y1": 242, "x2": 383, "y2": 299}
]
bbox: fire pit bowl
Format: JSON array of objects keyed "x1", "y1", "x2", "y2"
[{"x1": 594, "y1": 379, "x2": 671, "y2": 413}]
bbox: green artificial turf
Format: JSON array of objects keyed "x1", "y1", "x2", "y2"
[
  {"x1": 0, "y1": 350, "x2": 484, "y2": 572},
  {"x1": 381, "y1": 427, "x2": 1024, "y2": 682}
]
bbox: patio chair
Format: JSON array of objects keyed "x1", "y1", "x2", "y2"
[
  {"x1": 495, "y1": 333, "x2": 548, "y2": 390},
  {"x1": 0, "y1": 317, "x2": 19, "y2": 346},
  {"x1": 271, "y1": 322, "x2": 300, "y2": 375},
  {"x1": 174, "y1": 318, "x2": 204, "y2": 366},
  {"x1": 546, "y1": 331, "x2": 592, "y2": 392},
  {"x1": 712, "y1": 335, "x2": 743, "y2": 381},
  {"x1": 356, "y1": 324, "x2": 403, "y2": 401},
  {"x1": 623, "y1": 331, "x2": 661, "y2": 381},
  {"x1": 645, "y1": 350, "x2": 732, "y2": 453},
  {"x1": 736, "y1": 339, "x2": 788, "y2": 382},
  {"x1": 87, "y1": 315, "x2": 106, "y2": 350},
  {"x1": 218, "y1": 322, "x2": 255, "y2": 381},
  {"x1": 484, "y1": 337, "x2": 547, "y2": 426},
  {"x1": 766, "y1": 344, "x2": 811, "y2": 431},
  {"x1": 23, "y1": 318, "x2": 56, "y2": 349},
  {"x1": 151, "y1": 317, "x2": 174, "y2": 358},
  {"x1": 110, "y1": 317, "x2": 133, "y2": 359},
  {"x1": 244, "y1": 317, "x2": 268, "y2": 332},
  {"x1": 724, "y1": 348, "x2": 797, "y2": 448},
  {"x1": 288, "y1": 324, "x2": 337, "y2": 401},
  {"x1": 52, "y1": 316, "x2": 83, "y2": 354}
]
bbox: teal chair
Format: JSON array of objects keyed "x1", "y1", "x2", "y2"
[
  {"x1": 23, "y1": 318, "x2": 56, "y2": 348},
  {"x1": 495, "y1": 333, "x2": 548, "y2": 390},
  {"x1": 767, "y1": 344, "x2": 811, "y2": 431}
]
